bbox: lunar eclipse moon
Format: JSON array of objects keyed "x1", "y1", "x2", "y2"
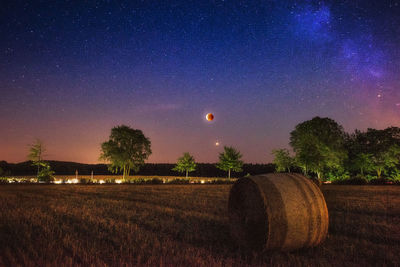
[{"x1": 206, "y1": 113, "x2": 214, "y2": 121}]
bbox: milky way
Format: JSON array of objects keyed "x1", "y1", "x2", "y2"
[{"x1": 0, "y1": 0, "x2": 399, "y2": 164}]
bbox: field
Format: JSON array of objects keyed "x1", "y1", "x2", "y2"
[{"x1": 0, "y1": 184, "x2": 399, "y2": 266}]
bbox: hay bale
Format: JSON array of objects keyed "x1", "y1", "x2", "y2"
[{"x1": 228, "y1": 173, "x2": 328, "y2": 251}]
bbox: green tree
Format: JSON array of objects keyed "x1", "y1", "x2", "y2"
[
  {"x1": 172, "y1": 152, "x2": 197, "y2": 178},
  {"x1": 352, "y1": 153, "x2": 374, "y2": 176},
  {"x1": 372, "y1": 145, "x2": 400, "y2": 178},
  {"x1": 37, "y1": 162, "x2": 55, "y2": 182},
  {"x1": 271, "y1": 149, "x2": 293, "y2": 172},
  {"x1": 216, "y1": 146, "x2": 243, "y2": 179},
  {"x1": 346, "y1": 127, "x2": 400, "y2": 178},
  {"x1": 27, "y1": 139, "x2": 45, "y2": 177},
  {"x1": 290, "y1": 117, "x2": 347, "y2": 180},
  {"x1": 100, "y1": 125, "x2": 152, "y2": 180}
]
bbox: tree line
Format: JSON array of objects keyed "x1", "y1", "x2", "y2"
[
  {"x1": 3, "y1": 117, "x2": 399, "y2": 183},
  {"x1": 272, "y1": 116, "x2": 400, "y2": 183},
  {"x1": 0, "y1": 160, "x2": 275, "y2": 180}
]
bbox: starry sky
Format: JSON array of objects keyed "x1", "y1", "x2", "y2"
[{"x1": 1, "y1": 0, "x2": 400, "y2": 164}]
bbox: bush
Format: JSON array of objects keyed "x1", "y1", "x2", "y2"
[
  {"x1": 389, "y1": 171, "x2": 400, "y2": 182},
  {"x1": 369, "y1": 178, "x2": 391, "y2": 185},
  {"x1": 365, "y1": 174, "x2": 378, "y2": 181},
  {"x1": 148, "y1": 178, "x2": 163, "y2": 184},
  {"x1": 332, "y1": 177, "x2": 368, "y2": 185},
  {"x1": 80, "y1": 178, "x2": 91, "y2": 184},
  {"x1": 325, "y1": 170, "x2": 350, "y2": 182},
  {"x1": 129, "y1": 178, "x2": 145, "y2": 184},
  {"x1": 209, "y1": 179, "x2": 235, "y2": 184},
  {"x1": 167, "y1": 179, "x2": 190, "y2": 184},
  {"x1": 37, "y1": 167, "x2": 55, "y2": 183},
  {"x1": 127, "y1": 178, "x2": 163, "y2": 184}
]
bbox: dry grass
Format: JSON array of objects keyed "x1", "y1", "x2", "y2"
[{"x1": 0, "y1": 184, "x2": 399, "y2": 266}]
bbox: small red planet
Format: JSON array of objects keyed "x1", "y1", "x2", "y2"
[{"x1": 206, "y1": 113, "x2": 214, "y2": 121}]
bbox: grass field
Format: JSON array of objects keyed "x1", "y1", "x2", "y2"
[{"x1": 0, "y1": 184, "x2": 399, "y2": 266}]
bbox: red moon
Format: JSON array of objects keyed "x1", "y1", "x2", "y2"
[{"x1": 206, "y1": 113, "x2": 214, "y2": 121}]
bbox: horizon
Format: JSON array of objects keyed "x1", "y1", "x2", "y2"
[
  {"x1": 2, "y1": 117, "x2": 398, "y2": 165},
  {"x1": 0, "y1": 159, "x2": 276, "y2": 165},
  {"x1": 1, "y1": 1, "x2": 399, "y2": 164}
]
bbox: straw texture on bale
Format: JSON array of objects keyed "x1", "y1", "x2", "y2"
[{"x1": 228, "y1": 173, "x2": 328, "y2": 251}]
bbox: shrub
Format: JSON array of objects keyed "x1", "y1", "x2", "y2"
[
  {"x1": 167, "y1": 179, "x2": 190, "y2": 184},
  {"x1": 209, "y1": 179, "x2": 234, "y2": 184},
  {"x1": 129, "y1": 178, "x2": 145, "y2": 184},
  {"x1": 37, "y1": 166, "x2": 55, "y2": 183},
  {"x1": 80, "y1": 178, "x2": 91, "y2": 184},
  {"x1": 148, "y1": 178, "x2": 163, "y2": 184},
  {"x1": 388, "y1": 170, "x2": 400, "y2": 182},
  {"x1": 325, "y1": 170, "x2": 350, "y2": 182},
  {"x1": 369, "y1": 178, "x2": 391, "y2": 185},
  {"x1": 365, "y1": 174, "x2": 378, "y2": 181},
  {"x1": 332, "y1": 177, "x2": 368, "y2": 185}
]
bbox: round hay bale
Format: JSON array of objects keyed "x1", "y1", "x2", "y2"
[{"x1": 228, "y1": 173, "x2": 328, "y2": 251}]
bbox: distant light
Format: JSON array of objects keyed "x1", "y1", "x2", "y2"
[
  {"x1": 215, "y1": 141, "x2": 220, "y2": 146},
  {"x1": 67, "y1": 178, "x2": 79, "y2": 184},
  {"x1": 115, "y1": 179, "x2": 122, "y2": 184},
  {"x1": 54, "y1": 180, "x2": 62, "y2": 184},
  {"x1": 201, "y1": 180, "x2": 205, "y2": 184},
  {"x1": 377, "y1": 94, "x2": 382, "y2": 98},
  {"x1": 99, "y1": 180, "x2": 105, "y2": 184}
]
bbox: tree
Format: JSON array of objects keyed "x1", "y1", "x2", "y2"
[
  {"x1": 271, "y1": 149, "x2": 293, "y2": 173},
  {"x1": 27, "y1": 139, "x2": 45, "y2": 178},
  {"x1": 352, "y1": 153, "x2": 374, "y2": 176},
  {"x1": 37, "y1": 162, "x2": 55, "y2": 182},
  {"x1": 216, "y1": 146, "x2": 243, "y2": 179},
  {"x1": 290, "y1": 117, "x2": 347, "y2": 180},
  {"x1": 172, "y1": 152, "x2": 197, "y2": 178},
  {"x1": 100, "y1": 125, "x2": 152, "y2": 180},
  {"x1": 372, "y1": 145, "x2": 400, "y2": 178},
  {"x1": 346, "y1": 127, "x2": 400, "y2": 178}
]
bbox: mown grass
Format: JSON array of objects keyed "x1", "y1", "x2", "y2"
[{"x1": 0, "y1": 185, "x2": 399, "y2": 266}]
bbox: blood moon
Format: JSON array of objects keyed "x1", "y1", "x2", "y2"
[{"x1": 205, "y1": 113, "x2": 214, "y2": 121}]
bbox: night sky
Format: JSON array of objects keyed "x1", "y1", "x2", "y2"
[{"x1": 1, "y1": 0, "x2": 400, "y2": 164}]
